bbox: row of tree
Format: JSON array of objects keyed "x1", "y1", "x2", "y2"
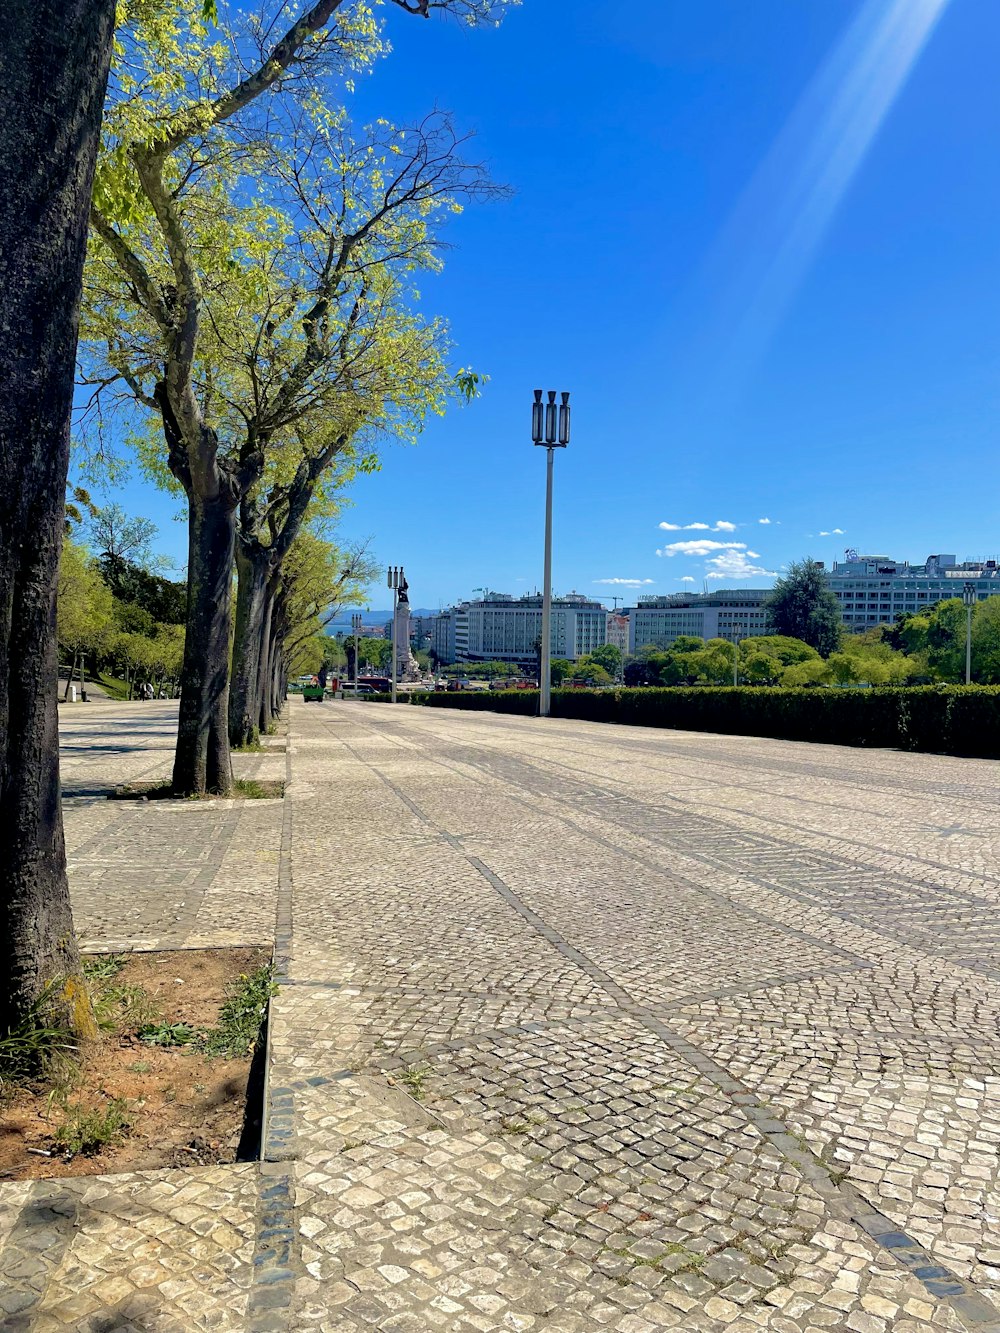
[
  {"x1": 624, "y1": 598, "x2": 1000, "y2": 689},
  {"x1": 1, "y1": 0, "x2": 511, "y2": 1038}
]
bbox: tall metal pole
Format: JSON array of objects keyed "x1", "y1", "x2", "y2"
[
  {"x1": 964, "y1": 582, "x2": 975, "y2": 685},
  {"x1": 733, "y1": 636, "x2": 739, "y2": 688},
  {"x1": 391, "y1": 586, "x2": 398, "y2": 704},
  {"x1": 540, "y1": 446, "x2": 554, "y2": 717},
  {"x1": 532, "y1": 389, "x2": 570, "y2": 718},
  {"x1": 387, "y1": 567, "x2": 400, "y2": 704},
  {"x1": 966, "y1": 605, "x2": 973, "y2": 685},
  {"x1": 352, "y1": 613, "x2": 362, "y2": 687}
]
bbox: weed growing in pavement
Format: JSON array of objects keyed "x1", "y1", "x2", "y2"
[
  {"x1": 54, "y1": 1097, "x2": 132, "y2": 1156},
  {"x1": 398, "y1": 1066, "x2": 431, "y2": 1100},
  {"x1": 498, "y1": 1117, "x2": 530, "y2": 1135},
  {"x1": 200, "y1": 964, "x2": 276, "y2": 1058},
  {"x1": 232, "y1": 778, "x2": 281, "y2": 799}
]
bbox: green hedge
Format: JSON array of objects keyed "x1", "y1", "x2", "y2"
[{"x1": 377, "y1": 686, "x2": 1000, "y2": 758}]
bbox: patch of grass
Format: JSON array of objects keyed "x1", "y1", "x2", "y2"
[
  {"x1": 129, "y1": 1060, "x2": 152, "y2": 1075},
  {"x1": 200, "y1": 964, "x2": 275, "y2": 1058},
  {"x1": 137, "y1": 1021, "x2": 199, "y2": 1048},
  {"x1": 232, "y1": 777, "x2": 283, "y2": 799},
  {"x1": 109, "y1": 779, "x2": 284, "y2": 802},
  {"x1": 96, "y1": 673, "x2": 131, "y2": 701},
  {"x1": 0, "y1": 995, "x2": 80, "y2": 1095},
  {"x1": 54, "y1": 1097, "x2": 132, "y2": 1156},
  {"x1": 94, "y1": 983, "x2": 161, "y2": 1033},
  {"x1": 82, "y1": 954, "x2": 129, "y2": 982},
  {"x1": 232, "y1": 738, "x2": 263, "y2": 753}
]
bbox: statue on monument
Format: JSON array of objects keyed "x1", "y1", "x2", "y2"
[{"x1": 394, "y1": 573, "x2": 421, "y2": 682}]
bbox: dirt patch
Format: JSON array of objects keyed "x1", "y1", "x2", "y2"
[
  {"x1": 0, "y1": 947, "x2": 270, "y2": 1182},
  {"x1": 109, "y1": 779, "x2": 284, "y2": 800}
]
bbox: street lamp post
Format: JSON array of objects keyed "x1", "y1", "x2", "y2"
[
  {"x1": 732, "y1": 636, "x2": 740, "y2": 688},
  {"x1": 351, "y1": 612, "x2": 363, "y2": 689},
  {"x1": 532, "y1": 389, "x2": 571, "y2": 718},
  {"x1": 963, "y1": 582, "x2": 976, "y2": 685},
  {"x1": 387, "y1": 566, "x2": 403, "y2": 704}
]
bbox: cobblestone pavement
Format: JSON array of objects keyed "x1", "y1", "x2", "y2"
[
  {"x1": 269, "y1": 702, "x2": 1000, "y2": 1333},
  {"x1": 60, "y1": 702, "x2": 284, "y2": 951},
  {"x1": 4, "y1": 700, "x2": 1000, "y2": 1331}
]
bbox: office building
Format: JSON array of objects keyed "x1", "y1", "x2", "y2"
[
  {"x1": 627, "y1": 591, "x2": 770, "y2": 653},
  {"x1": 828, "y1": 551, "x2": 1000, "y2": 630},
  {"x1": 431, "y1": 592, "x2": 607, "y2": 665}
]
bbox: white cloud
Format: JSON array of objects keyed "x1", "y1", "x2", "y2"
[
  {"x1": 658, "y1": 520, "x2": 736, "y2": 533},
  {"x1": 593, "y1": 577, "x2": 655, "y2": 587},
  {"x1": 705, "y1": 550, "x2": 777, "y2": 580},
  {"x1": 758, "y1": 517, "x2": 772, "y2": 524},
  {"x1": 818, "y1": 528, "x2": 845, "y2": 537},
  {"x1": 833, "y1": 527, "x2": 845, "y2": 534},
  {"x1": 819, "y1": 531, "x2": 830, "y2": 537},
  {"x1": 657, "y1": 540, "x2": 746, "y2": 558},
  {"x1": 746, "y1": 550, "x2": 761, "y2": 558},
  {"x1": 679, "y1": 576, "x2": 696, "y2": 583}
]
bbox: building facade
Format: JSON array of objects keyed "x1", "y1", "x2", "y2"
[
  {"x1": 828, "y1": 552, "x2": 1000, "y2": 630},
  {"x1": 430, "y1": 593, "x2": 607, "y2": 665},
  {"x1": 605, "y1": 613, "x2": 629, "y2": 654},
  {"x1": 627, "y1": 591, "x2": 770, "y2": 653}
]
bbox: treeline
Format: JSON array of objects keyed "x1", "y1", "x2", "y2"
[
  {"x1": 60, "y1": 491, "x2": 373, "y2": 712},
  {"x1": 68, "y1": 1, "x2": 504, "y2": 793},
  {"x1": 626, "y1": 598, "x2": 1000, "y2": 689}
]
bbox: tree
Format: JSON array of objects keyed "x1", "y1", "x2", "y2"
[
  {"x1": 764, "y1": 559, "x2": 843, "y2": 657},
  {"x1": 83, "y1": 2, "x2": 506, "y2": 795},
  {"x1": 589, "y1": 643, "x2": 622, "y2": 676},
  {"x1": 569, "y1": 660, "x2": 613, "y2": 687},
  {"x1": 358, "y1": 637, "x2": 392, "y2": 671},
  {"x1": 550, "y1": 659, "x2": 573, "y2": 686},
  {"x1": 57, "y1": 541, "x2": 115, "y2": 696},
  {"x1": 0, "y1": 0, "x2": 116, "y2": 1040}
]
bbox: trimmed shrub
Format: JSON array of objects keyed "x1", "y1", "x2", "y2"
[{"x1": 389, "y1": 686, "x2": 1000, "y2": 759}]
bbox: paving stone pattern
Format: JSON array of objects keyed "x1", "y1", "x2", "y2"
[
  {"x1": 3, "y1": 700, "x2": 1000, "y2": 1331},
  {"x1": 60, "y1": 702, "x2": 284, "y2": 951}
]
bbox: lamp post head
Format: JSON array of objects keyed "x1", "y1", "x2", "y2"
[{"x1": 532, "y1": 388, "x2": 570, "y2": 447}]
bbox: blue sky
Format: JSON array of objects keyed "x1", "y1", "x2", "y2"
[{"x1": 85, "y1": 0, "x2": 1000, "y2": 612}]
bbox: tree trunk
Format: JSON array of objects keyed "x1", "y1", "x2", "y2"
[
  {"x1": 269, "y1": 635, "x2": 285, "y2": 717},
  {"x1": 172, "y1": 493, "x2": 236, "y2": 795},
  {"x1": 229, "y1": 542, "x2": 270, "y2": 748},
  {"x1": 257, "y1": 579, "x2": 277, "y2": 735},
  {"x1": 0, "y1": 0, "x2": 114, "y2": 1037}
]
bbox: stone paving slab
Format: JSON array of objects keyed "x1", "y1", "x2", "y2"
[{"x1": 4, "y1": 700, "x2": 1000, "y2": 1330}]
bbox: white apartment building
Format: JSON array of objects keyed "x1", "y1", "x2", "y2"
[
  {"x1": 432, "y1": 593, "x2": 607, "y2": 665},
  {"x1": 828, "y1": 552, "x2": 1000, "y2": 629},
  {"x1": 627, "y1": 591, "x2": 770, "y2": 653},
  {"x1": 429, "y1": 605, "x2": 469, "y2": 665}
]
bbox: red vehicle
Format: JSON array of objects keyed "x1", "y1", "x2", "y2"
[{"x1": 358, "y1": 675, "x2": 391, "y2": 693}]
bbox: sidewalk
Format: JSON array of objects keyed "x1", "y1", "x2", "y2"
[{"x1": 3, "y1": 698, "x2": 1000, "y2": 1331}]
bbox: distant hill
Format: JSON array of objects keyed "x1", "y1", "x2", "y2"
[{"x1": 327, "y1": 607, "x2": 440, "y2": 630}]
